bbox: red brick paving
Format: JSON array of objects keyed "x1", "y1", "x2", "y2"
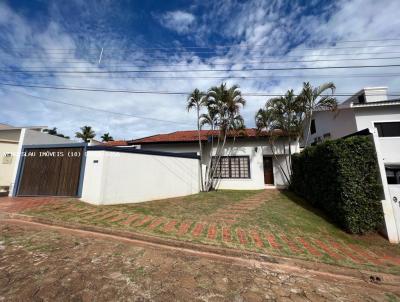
[
  {"x1": 147, "y1": 217, "x2": 165, "y2": 230},
  {"x1": 109, "y1": 213, "x2": 129, "y2": 223},
  {"x1": 236, "y1": 228, "x2": 247, "y2": 245},
  {"x1": 192, "y1": 223, "x2": 204, "y2": 237},
  {"x1": 122, "y1": 214, "x2": 141, "y2": 226},
  {"x1": 280, "y1": 234, "x2": 302, "y2": 254},
  {"x1": 313, "y1": 239, "x2": 343, "y2": 260},
  {"x1": 347, "y1": 244, "x2": 382, "y2": 265},
  {"x1": 2, "y1": 196, "x2": 400, "y2": 270},
  {"x1": 297, "y1": 237, "x2": 322, "y2": 256},
  {"x1": 207, "y1": 224, "x2": 217, "y2": 240},
  {"x1": 208, "y1": 190, "x2": 276, "y2": 224},
  {"x1": 222, "y1": 227, "x2": 231, "y2": 242},
  {"x1": 0, "y1": 197, "x2": 63, "y2": 213},
  {"x1": 250, "y1": 230, "x2": 264, "y2": 248},
  {"x1": 164, "y1": 220, "x2": 177, "y2": 233},
  {"x1": 177, "y1": 221, "x2": 192, "y2": 236},
  {"x1": 134, "y1": 216, "x2": 153, "y2": 227},
  {"x1": 265, "y1": 233, "x2": 280, "y2": 249},
  {"x1": 329, "y1": 240, "x2": 363, "y2": 264}
]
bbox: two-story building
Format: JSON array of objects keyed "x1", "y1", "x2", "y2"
[{"x1": 303, "y1": 87, "x2": 400, "y2": 243}]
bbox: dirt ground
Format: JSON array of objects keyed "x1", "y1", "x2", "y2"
[{"x1": 0, "y1": 221, "x2": 399, "y2": 302}]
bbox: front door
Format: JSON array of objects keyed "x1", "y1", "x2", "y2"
[{"x1": 263, "y1": 156, "x2": 274, "y2": 185}]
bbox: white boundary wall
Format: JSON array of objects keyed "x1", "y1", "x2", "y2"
[{"x1": 81, "y1": 150, "x2": 200, "y2": 205}]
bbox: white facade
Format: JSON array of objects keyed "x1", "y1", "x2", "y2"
[
  {"x1": 303, "y1": 87, "x2": 400, "y2": 244},
  {"x1": 138, "y1": 136, "x2": 298, "y2": 189},
  {"x1": 81, "y1": 150, "x2": 200, "y2": 205}
]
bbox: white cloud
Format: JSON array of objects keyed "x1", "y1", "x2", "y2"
[
  {"x1": 1, "y1": 0, "x2": 400, "y2": 141},
  {"x1": 158, "y1": 10, "x2": 195, "y2": 34}
]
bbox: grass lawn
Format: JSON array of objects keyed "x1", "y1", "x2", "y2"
[{"x1": 21, "y1": 189, "x2": 400, "y2": 274}]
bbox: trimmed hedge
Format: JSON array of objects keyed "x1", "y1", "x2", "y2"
[{"x1": 290, "y1": 136, "x2": 384, "y2": 234}]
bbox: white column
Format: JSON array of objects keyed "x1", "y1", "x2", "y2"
[{"x1": 371, "y1": 128, "x2": 400, "y2": 243}]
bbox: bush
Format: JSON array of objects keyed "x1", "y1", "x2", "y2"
[{"x1": 290, "y1": 135, "x2": 384, "y2": 234}]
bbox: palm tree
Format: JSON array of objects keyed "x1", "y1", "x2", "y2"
[
  {"x1": 75, "y1": 126, "x2": 96, "y2": 143},
  {"x1": 298, "y1": 82, "x2": 338, "y2": 146},
  {"x1": 101, "y1": 133, "x2": 114, "y2": 142},
  {"x1": 187, "y1": 88, "x2": 207, "y2": 191},
  {"x1": 204, "y1": 83, "x2": 246, "y2": 191},
  {"x1": 43, "y1": 127, "x2": 70, "y2": 139},
  {"x1": 255, "y1": 90, "x2": 304, "y2": 184}
]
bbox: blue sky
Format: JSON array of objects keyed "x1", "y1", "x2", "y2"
[{"x1": 1, "y1": 0, "x2": 400, "y2": 140}]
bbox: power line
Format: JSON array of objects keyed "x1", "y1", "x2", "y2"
[
  {"x1": 3, "y1": 38, "x2": 400, "y2": 52},
  {"x1": 5, "y1": 89, "x2": 193, "y2": 126},
  {"x1": 4, "y1": 51, "x2": 400, "y2": 63},
  {"x1": 3, "y1": 63, "x2": 400, "y2": 74},
  {"x1": 6, "y1": 56, "x2": 400, "y2": 70},
  {"x1": 1, "y1": 82, "x2": 399, "y2": 97}
]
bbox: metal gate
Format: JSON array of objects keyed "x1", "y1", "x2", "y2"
[{"x1": 16, "y1": 145, "x2": 85, "y2": 197}]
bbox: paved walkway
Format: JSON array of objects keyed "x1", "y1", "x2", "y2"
[
  {"x1": 207, "y1": 189, "x2": 279, "y2": 224},
  {"x1": 0, "y1": 196, "x2": 62, "y2": 213}
]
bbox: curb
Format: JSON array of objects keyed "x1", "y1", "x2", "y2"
[{"x1": 2, "y1": 213, "x2": 400, "y2": 289}]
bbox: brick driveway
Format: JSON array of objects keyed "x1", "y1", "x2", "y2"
[
  {"x1": 1, "y1": 194, "x2": 400, "y2": 273},
  {"x1": 0, "y1": 196, "x2": 64, "y2": 213}
]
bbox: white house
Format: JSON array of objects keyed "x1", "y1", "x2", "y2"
[
  {"x1": 0, "y1": 123, "x2": 75, "y2": 196},
  {"x1": 302, "y1": 87, "x2": 400, "y2": 243},
  {"x1": 127, "y1": 129, "x2": 299, "y2": 190}
]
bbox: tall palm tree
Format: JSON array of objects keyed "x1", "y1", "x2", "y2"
[
  {"x1": 255, "y1": 90, "x2": 304, "y2": 184},
  {"x1": 101, "y1": 133, "x2": 114, "y2": 142},
  {"x1": 75, "y1": 126, "x2": 96, "y2": 143},
  {"x1": 187, "y1": 88, "x2": 207, "y2": 191},
  {"x1": 205, "y1": 83, "x2": 246, "y2": 190},
  {"x1": 298, "y1": 82, "x2": 338, "y2": 146}
]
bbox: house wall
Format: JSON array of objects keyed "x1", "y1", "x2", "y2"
[
  {"x1": 138, "y1": 137, "x2": 297, "y2": 190},
  {"x1": 304, "y1": 109, "x2": 357, "y2": 145},
  {"x1": 353, "y1": 106, "x2": 400, "y2": 166},
  {"x1": 81, "y1": 150, "x2": 200, "y2": 205},
  {"x1": 0, "y1": 141, "x2": 19, "y2": 188}
]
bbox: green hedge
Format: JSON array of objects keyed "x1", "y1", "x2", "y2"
[{"x1": 290, "y1": 136, "x2": 384, "y2": 234}]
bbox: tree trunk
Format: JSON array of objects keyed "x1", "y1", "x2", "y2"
[{"x1": 197, "y1": 108, "x2": 204, "y2": 191}]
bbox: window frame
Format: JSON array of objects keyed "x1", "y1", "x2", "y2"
[
  {"x1": 385, "y1": 167, "x2": 400, "y2": 185},
  {"x1": 375, "y1": 122, "x2": 400, "y2": 137},
  {"x1": 211, "y1": 156, "x2": 251, "y2": 179}
]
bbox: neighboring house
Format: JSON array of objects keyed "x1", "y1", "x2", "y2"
[
  {"x1": 302, "y1": 87, "x2": 400, "y2": 243},
  {"x1": 128, "y1": 129, "x2": 299, "y2": 189},
  {"x1": 0, "y1": 123, "x2": 75, "y2": 195}
]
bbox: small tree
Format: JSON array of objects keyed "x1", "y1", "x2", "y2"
[
  {"x1": 187, "y1": 88, "x2": 207, "y2": 191},
  {"x1": 299, "y1": 82, "x2": 338, "y2": 146},
  {"x1": 101, "y1": 133, "x2": 114, "y2": 142},
  {"x1": 75, "y1": 126, "x2": 95, "y2": 143}
]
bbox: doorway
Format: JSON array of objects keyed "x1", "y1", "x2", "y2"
[{"x1": 263, "y1": 156, "x2": 274, "y2": 185}]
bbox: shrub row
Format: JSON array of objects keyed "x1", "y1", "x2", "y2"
[{"x1": 290, "y1": 135, "x2": 384, "y2": 234}]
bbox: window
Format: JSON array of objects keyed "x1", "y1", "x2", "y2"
[
  {"x1": 211, "y1": 156, "x2": 250, "y2": 179},
  {"x1": 310, "y1": 119, "x2": 316, "y2": 134},
  {"x1": 357, "y1": 94, "x2": 366, "y2": 104},
  {"x1": 375, "y1": 122, "x2": 400, "y2": 137},
  {"x1": 385, "y1": 167, "x2": 400, "y2": 184}
]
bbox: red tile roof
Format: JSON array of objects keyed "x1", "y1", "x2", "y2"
[
  {"x1": 102, "y1": 140, "x2": 129, "y2": 146},
  {"x1": 129, "y1": 129, "x2": 284, "y2": 144}
]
